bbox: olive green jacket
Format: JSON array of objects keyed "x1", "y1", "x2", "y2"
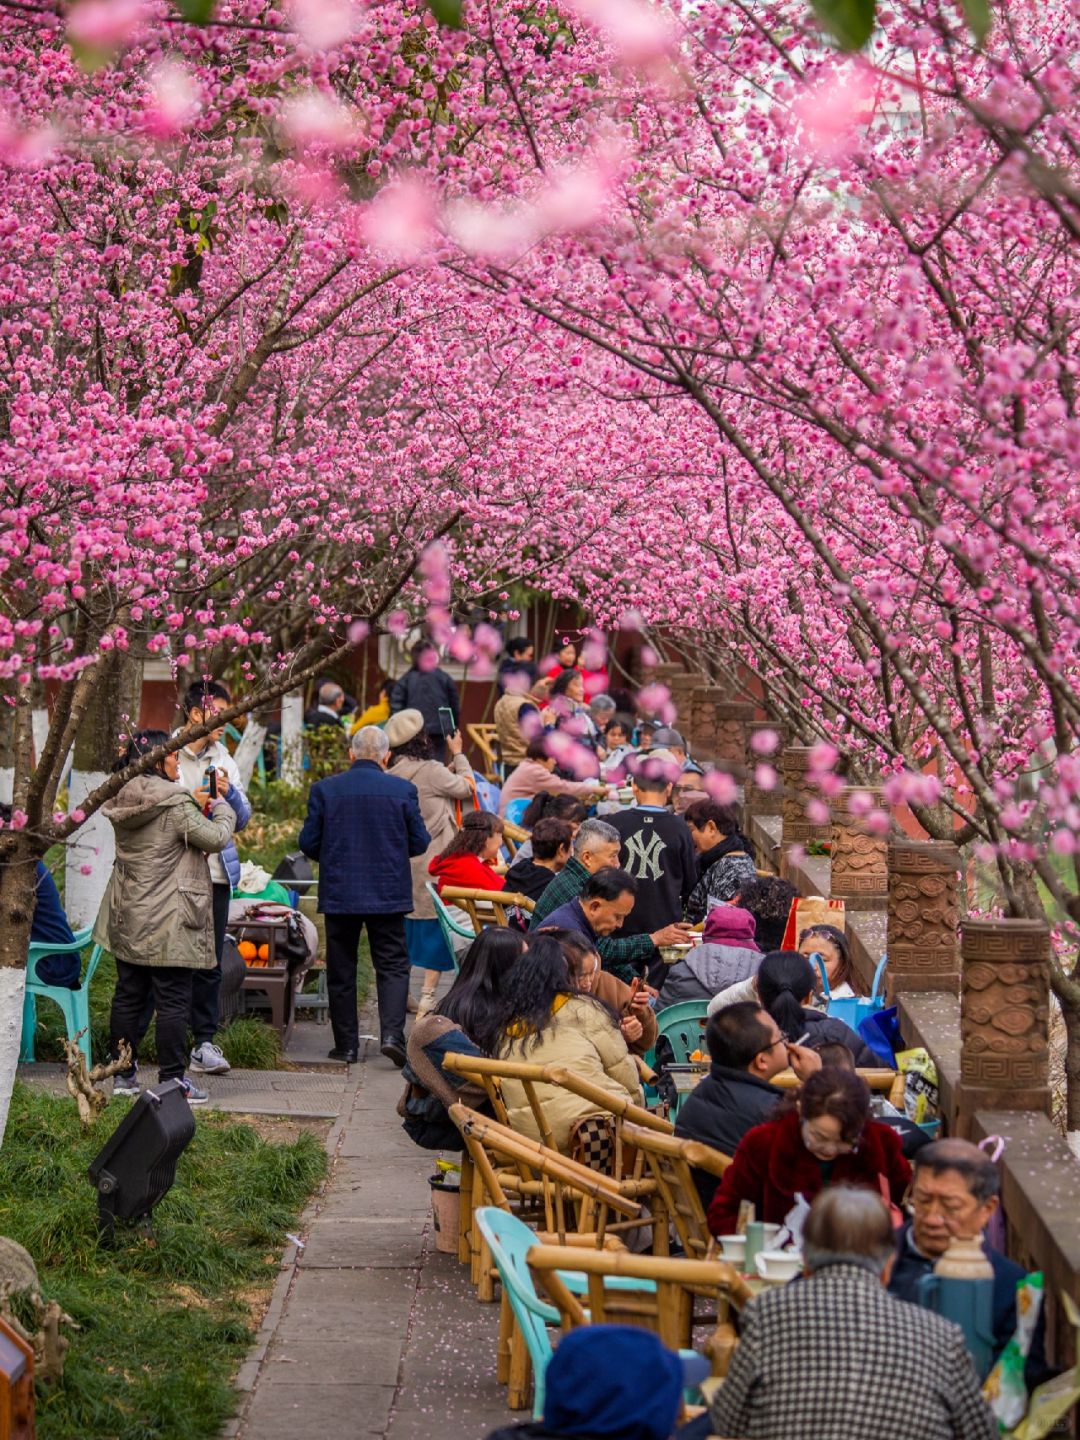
[{"x1": 93, "y1": 775, "x2": 236, "y2": 970}]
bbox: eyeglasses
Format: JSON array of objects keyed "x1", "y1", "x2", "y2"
[{"x1": 753, "y1": 1036, "x2": 787, "y2": 1060}]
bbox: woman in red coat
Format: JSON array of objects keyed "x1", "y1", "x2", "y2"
[
  {"x1": 428, "y1": 811, "x2": 506, "y2": 893},
  {"x1": 707, "y1": 1068, "x2": 911, "y2": 1238}
]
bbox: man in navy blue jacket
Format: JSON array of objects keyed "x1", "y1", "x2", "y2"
[{"x1": 299, "y1": 725, "x2": 430, "y2": 1066}]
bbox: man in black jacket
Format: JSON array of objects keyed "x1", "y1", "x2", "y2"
[
  {"x1": 389, "y1": 640, "x2": 460, "y2": 762},
  {"x1": 606, "y1": 758, "x2": 696, "y2": 941},
  {"x1": 675, "y1": 1002, "x2": 820, "y2": 1206}
]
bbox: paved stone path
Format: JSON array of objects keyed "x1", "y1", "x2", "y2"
[{"x1": 228, "y1": 1032, "x2": 509, "y2": 1440}]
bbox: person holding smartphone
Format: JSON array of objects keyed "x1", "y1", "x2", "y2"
[{"x1": 388, "y1": 640, "x2": 460, "y2": 763}]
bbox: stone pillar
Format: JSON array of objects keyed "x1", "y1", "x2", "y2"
[
  {"x1": 668, "y1": 672, "x2": 698, "y2": 736},
  {"x1": 830, "y1": 787, "x2": 888, "y2": 913},
  {"x1": 780, "y1": 746, "x2": 831, "y2": 872},
  {"x1": 690, "y1": 684, "x2": 725, "y2": 757},
  {"x1": 713, "y1": 701, "x2": 756, "y2": 772},
  {"x1": 745, "y1": 721, "x2": 785, "y2": 820},
  {"x1": 886, "y1": 840, "x2": 960, "y2": 996},
  {"x1": 958, "y1": 918, "x2": 1051, "y2": 1128}
]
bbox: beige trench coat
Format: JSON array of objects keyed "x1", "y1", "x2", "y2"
[
  {"x1": 93, "y1": 774, "x2": 237, "y2": 969},
  {"x1": 390, "y1": 755, "x2": 475, "y2": 919}
]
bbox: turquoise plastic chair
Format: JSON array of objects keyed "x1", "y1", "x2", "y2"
[
  {"x1": 654, "y1": 1000, "x2": 710, "y2": 1065},
  {"x1": 502, "y1": 797, "x2": 531, "y2": 827},
  {"x1": 21, "y1": 931, "x2": 102, "y2": 1066},
  {"x1": 474, "y1": 1208, "x2": 658, "y2": 1420},
  {"x1": 426, "y1": 881, "x2": 474, "y2": 973},
  {"x1": 476, "y1": 1207, "x2": 558, "y2": 1419}
]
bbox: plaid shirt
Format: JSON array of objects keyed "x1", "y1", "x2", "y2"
[
  {"x1": 710, "y1": 1262, "x2": 997, "y2": 1440},
  {"x1": 529, "y1": 855, "x2": 655, "y2": 980}
]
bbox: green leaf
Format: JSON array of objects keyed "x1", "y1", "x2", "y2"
[
  {"x1": 175, "y1": 0, "x2": 217, "y2": 23},
  {"x1": 426, "y1": 0, "x2": 464, "y2": 28},
  {"x1": 809, "y1": 0, "x2": 876, "y2": 50},
  {"x1": 960, "y1": 0, "x2": 992, "y2": 45}
]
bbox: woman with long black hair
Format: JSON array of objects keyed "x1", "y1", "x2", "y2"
[
  {"x1": 399, "y1": 927, "x2": 526, "y2": 1149},
  {"x1": 757, "y1": 950, "x2": 878, "y2": 1067},
  {"x1": 497, "y1": 933, "x2": 642, "y2": 1151}
]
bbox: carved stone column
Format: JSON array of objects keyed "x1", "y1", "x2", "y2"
[
  {"x1": 886, "y1": 840, "x2": 960, "y2": 996},
  {"x1": 830, "y1": 788, "x2": 888, "y2": 913},
  {"x1": 691, "y1": 684, "x2": 727, "y2": 757},
  {"x1": 958, "y1": 918, "x2": 1051, "y2": 1127},
  {"x1": 667, "y1": 672, "x2": 697, "y2": 736},
  {"x1": 780, "y1": 746, "x2": 831, "y2": 872},
  {"x1": 713, "y1": 701, "x2": 756, "y2": 772},
  {"x1": 745, "y1": 721, "x2": 785, "y2": 820}
]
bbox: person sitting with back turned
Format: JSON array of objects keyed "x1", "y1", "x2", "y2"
[
  {"x1": 657, "y1": 902, "x2": 760, "y2": 1008},
  {"x1": 889, "y1": 1139, "x2": 1050, "y2": 1386},
  {"x1": 504, "y1": 817, "x2": 574, "y2": 902},
  {"x1": 299, "y1": 725, "x2": 430, "y2": 1067},
  {"x1": 707, "y1": 1187, "x2": 997, "y2": 1440},
  {"x1": 304, "y1": 680, "x2": 347, "y2": 730},
  {"x1": 674, "y1": 1003, "x2": 820, "y2": 1207},
  {"x1": 487, "y1": 1325, "x2": 708, "y2": 1440}
]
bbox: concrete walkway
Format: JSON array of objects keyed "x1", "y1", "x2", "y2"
[{"x1": 229, "y1": 1035, "x2": 509, "y2": 1440}]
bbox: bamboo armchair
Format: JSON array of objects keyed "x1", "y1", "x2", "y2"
[
  {"x1": 440, "y1": 886, "x2": 535, "y2": 933},
  {"x1": 620, "y1": 1122, "x2": 731, "y2": 1260},
  {"x1": 771, "y1": 1066, "x2": 907, "y2": 1109},
  {"x1": 501, "y1": 818, "x2": 528, "y2": 860},
  {"x1": 449, "y1": 1103, "x2": 642, "y2": 1299},
  {"x1": 527, "y1": 1244, "x2": 754, "y2": 1375},
  {"x1": 467, "y1": 723, "x2": 501, "y2": 781}
]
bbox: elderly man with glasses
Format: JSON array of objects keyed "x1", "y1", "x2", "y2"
[{"x1": 889, "y1": 1139, "x2": 1051, "y2": 1387}]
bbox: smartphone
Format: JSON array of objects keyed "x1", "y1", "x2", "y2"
[
  {"x1": 437, "y1": 706, "x2": 457, "y2": 738},
  {"x1": 206, "y1": 765, "x2": 218, "y2": 800}
]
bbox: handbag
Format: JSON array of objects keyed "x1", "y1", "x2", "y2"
[
  {"x1": 781, "y1": 894, "x2": 846, "y2": 950},
  {"x1": 814, "y1": 951, "x2": 888, "y2": 1031}
]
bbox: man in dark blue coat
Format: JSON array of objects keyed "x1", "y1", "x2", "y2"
[
  {"x1": 299, "y1": 725, "x2": 430, "y2": 1066},
  {"x1": 889, "y1": 1138, "x2": 1051, "y2": 1388}
]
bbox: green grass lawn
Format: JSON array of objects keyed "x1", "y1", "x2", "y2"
[{"x1": 0, "y1": 1084, "x2": 326, "y2": 1440}]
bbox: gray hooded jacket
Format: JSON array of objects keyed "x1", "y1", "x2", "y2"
[{"x1": 93, "y1": 775, "x2": 236, "y2": 970}]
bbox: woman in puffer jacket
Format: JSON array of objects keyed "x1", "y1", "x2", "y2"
[{"x1": 95, "y1": 730, "x2": 236, "y2": 1104}]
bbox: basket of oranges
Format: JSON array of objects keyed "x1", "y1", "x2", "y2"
[{"x1": 228, "y1": 922, "x2": 284, "y2": 970}]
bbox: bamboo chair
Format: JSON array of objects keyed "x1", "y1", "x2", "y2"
[
  {"x1": 527, "y1": 1244, "x2": 754, "y2": 1375},
  {"x1": 440, "y1": 886, "x2": 535, "y2": 933},
  {"x1": 502, "y1": 818, "x2": 529, "y2": 860},
  {"x1": 771, "y1": 1066, "x2": 907, "y2": 1109},
  {"x1": 449, "y1": 1103, "x2": 642, "y2": 1299},
  {"x1": 467, "y1": 722, "x2": 501, "y2": 781},
  {"x1": 444, "y1": 1055, "x2": 671, "y2": 1254},
  {"x1": 620, "y1": 1122, "x2": 732, "y2": 1260}
]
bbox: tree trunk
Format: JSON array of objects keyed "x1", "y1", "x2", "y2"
[
  {"x1": 0, "y1": 833, "x2": 42, "y2": 1144},
  {"x1": 65, "y1": 653, "x2": 139, "y2": 929},
  {"x1": 233, "y1": 720, "x2": 268, "y2": 790},
  {"x1": 0, "y1": 680, "x2": 14, "y2": 806},
  {"x1": 1063, "y1": 986, "x2": 1080, "y2": 1156},
  {"x1": 280, "y1": 691, "x2": 304, "y2": 787}
]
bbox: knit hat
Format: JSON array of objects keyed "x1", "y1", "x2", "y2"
[
  {"x1": 543, "y1": 1326, "x2": 708, "y2": 1440},
  {"x1": 384, "y1": 709, "x2": 424, "y2": 748}
]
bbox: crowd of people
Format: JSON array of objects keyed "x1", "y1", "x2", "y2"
[{"x1": 48, "y1": 633, "x2": 1046, "y2": 1440}]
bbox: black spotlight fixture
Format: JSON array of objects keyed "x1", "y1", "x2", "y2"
[{"x1": 87, "y1": 1081, "x2": 197, "y2": 1239}]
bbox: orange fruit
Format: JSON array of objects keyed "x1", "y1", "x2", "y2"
[
  {"x1": 238, "y1": 940, "x2": 257, "y2": 962},
  {"x1": 258, "y1": 943, "x2": 270, "y2": 962}
]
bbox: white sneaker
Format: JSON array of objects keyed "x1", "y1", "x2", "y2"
[{"x1": 189, "y1": 1041, "x2": 231, "y2": 1074}]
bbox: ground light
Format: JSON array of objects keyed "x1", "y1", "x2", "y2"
[{"x1": 86, "y1": 1081, "x2": 196, "y2": 1240}]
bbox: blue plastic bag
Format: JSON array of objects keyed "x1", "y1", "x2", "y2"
[
  {"x1": 814, "y1": 951, "x2": 888, "y2": 1031},
  {"x1": 858, "y1": 1005, "x2": 902, "y2": 1067}
]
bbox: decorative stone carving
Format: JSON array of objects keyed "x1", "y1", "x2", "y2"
[
  {"x1": 667, "y1": 672, "x2": 697, "y2": 734},
  {"x1": 959, "y1": 918, "x2": 1050, "y2": 1122},
  {"x1": 691, "y1": 685, "x2": 728, "y2": 756},
  {"x1": 713, "y1": 702, "x2": 756, "y2": 771},
  {"x1": 886, "y1": 839, "x2": 960, "y2": 995},
  {"x1": 781, "y1": 746, "x2": 831, "y2": 854},
  {"x1": 745, "y1": 722, "x2": 785, "y2": 819},
  {"x1": 830, "y1": 788, "x2": 888, "y2": 913}
]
